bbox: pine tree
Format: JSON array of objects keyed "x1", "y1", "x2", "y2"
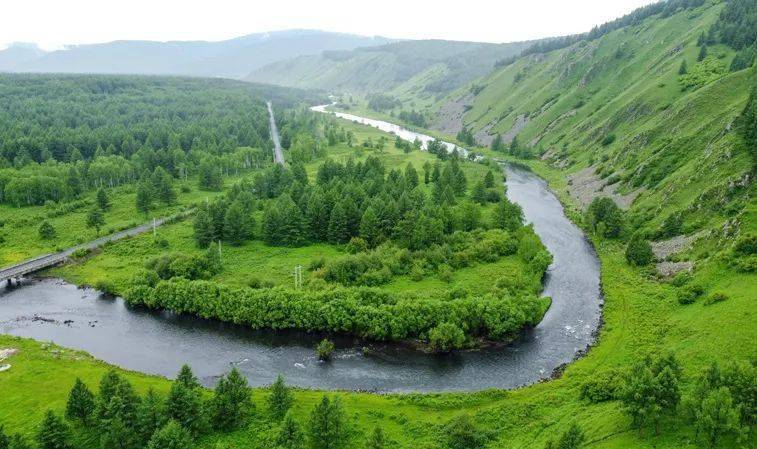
[
  {"x1": 308, "y1": 396, "x2": 347, "y2": 449},
  {"x1": 268, "y1": 375, "x2": 293, "y2": 420},
  {"x1": 698, "y1": 44, "x2": 708, "y2": 61},
  {"x1": 7, "y1": 434, "x2": 31, "y2": 449},
  {"x1": 100, "y1": 414, "x2": 138, "y2": 449},
  {"x1": 210, "y1": 368, "x2": 251, "y2": 431},
  {"x1": 135, "y1": 181, "x2": 153, "y2": 216},
  {"x1": 431, "y1": 162, "x2": 441, "y2": 183},
  {"x1": 678, "y1": 59, "x2": 688, "y2": 75},
  {"x1": 359, "y1": 207, "x2": 381, "y2": 247},
  {"x1": 306, "y1": 189, "x2": 330, "y2": 241},
  {"x1": 278, "y1": 194, "x2": 308, "y2": 246},
  {"x1": 366, "y1": 427, "x2": 385, "y2": 449},
  {"x1": 97, "y1": 187, "x2": 111, "y2": 211},
  {"x1": 65, "y1": 378, "x2": 95, "y2": 424},
  {"x1": 277, "y1": 411, "x2": 304, "y2": 449},
  {"x1": 223, "y1": 202, "x2": 252, "y2": 246},
  {"x1": 96, "y1": 370, "x2": 123, "y2": 421},
  {"x1": 146, "y1": 421, "x2": 192, "y2": 449},
  {"x1": 86, "y1": 206, "x2": 105, "y2": 234},
  {"x1": 152, "y1": 167, "x2": 176, "y2": 205},
  {"x1": 491, "y1": 134, "x2": 504, "y2": 152},
  {"x1": 328, "y1": 201, "x2": 349, "y2": 244},
  {"x1": 471, "y1": 181, "x2": 488, "y2": 204},
  {"x1": 292, "y1": 162, "x2": 309, "y2": 185},
  {"x1": 36, "y1": 411, "x2": 71, "y2": 449},
  {"x1": 136, "y1": 388, "x2": 166, "y2": 446},
  {"x1": 262, "y1": 204, "x2": 283, "y2": 245},
  {"x1": 422, "y1": 161, "x2": 432, "y2": 184},
  {"x1": 193, "y1": 207, "x2": 215, "y2": 249},
  {"x1": 484, "y1": 170, "x2": 495, "y2": 188},
  {"x1": 625, "y1": 234, "x2": 654, "y2": 266},
  {"x1": 38, "y1": 221, "x2": 56, "y2": 240},
  {"x1": 166, "y1": 366, "x2": 206, "y2": 435},
  {"x1": 404, "y1": 163, "x2": 419, "y2": 189},
  {"x1": 0, "y1": 426, "x2": 8, "y2": 449},
  {"x1": 492, "y1": 199, "x2": 523, "y2": 232}
]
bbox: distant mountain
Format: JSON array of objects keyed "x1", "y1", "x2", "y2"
[
  {"x1": 0, "y1": 30, "x2": 393, "y2": 79},
  {"x1": 245, "y1": 39, "x2": 533, "y2": 98}
]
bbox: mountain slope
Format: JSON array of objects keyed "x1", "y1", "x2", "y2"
[
  {"x1": 433, "y1": 0, "x2": 753, "y2": 251},
  {"x1": 246, "y1": 39, "x2": 532, "y2": 100},
  {"x1": 0, "y1": 30, "x2": 392, "y2": 79}
]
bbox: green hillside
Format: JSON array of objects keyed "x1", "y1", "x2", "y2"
[{"x1": 245, "y1": 39, "x2": 532, "y2": 103}]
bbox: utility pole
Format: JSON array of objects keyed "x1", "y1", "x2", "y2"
[
  {"x1": 152, "y1": 218, "x2": 156, "y2": 238},
  {"x1": 294, "y1": 265, "x2": 302, "y2": 289},
  {"x1": 218, "y1": 240, "x2": 222, "y2": 263}
]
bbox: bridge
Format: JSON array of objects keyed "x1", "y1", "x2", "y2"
[{"x1": 0, "y1": 214, "x2": 177, "y2": 285}]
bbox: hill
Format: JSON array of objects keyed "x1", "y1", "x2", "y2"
[
  {"x1": 246, "y1": 39, "x2": 533, "y2": 102},
  {"x1": 0, "y1": 30, "x2": 392, "y2": 79}
]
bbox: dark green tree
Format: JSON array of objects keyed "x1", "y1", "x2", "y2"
[
  {"x1": 678, "y1": 59, "x2": 688, "y2": 75},
  {"x1": 491, "y1": 134, "x2": 504, "y2": 152},
  {"x1": 210, "y1": 368, "x2": 251, "y2": 431},
  {"x1": 308, "y1": 396, "x2": 347, "y2": 449},
  {"x1": 443, "y1": 414, "x2": 483, "y2": 449},
  {"x1": 136, "y1": 181, "x2": 154, "y2": 216},
  {"x1": 268, "y1": 374, "x2": 294, "y2": 420},
  {"x1": 146, "y1": 421, "x2": 193, "y2": 449},
  {"x1": 366, "y1": 427, "x2": 385, "y2": 449},
  {"x1": 36, "y1": 411, "x2": 71, "y2": 449},
  {"x1": 38, "y1": 221, "x2": 56, "y2": 240},
  {"x1": 471, "y1": 181, "x2": 488, "y2": 204},
  {"x1": 223, "y1": 202, "x2": 253, "y2": 246},
  {"x1": 544, "y1": 424, "x2": 585, "y2": 449},
  {"x1": 277, "y1": 411, "x2": 304, "y2": 449},
  {"x1": 359, "y1": 207, "x2": 381, "y2": 247},
  {"x1": 625, "y1": 234, "x2": 654, "y2": 266},
  {"x1": 136, "y1": 388, "x2": 166, "y2": 446},
  {"x1": 152, "y1": 167, "x2": 176, "y2": 205},
  {"x1": 193, "y1": 207, "x2": 215, "y2": 248},
  {"x1": 484, "y1": 170, "x2": 495, "y2": 188},
  {"x1": 698, "y1": 44, "x2": 708, "y2": 61},
  {"x1": 86, "y1": 206, "x2": 105, "y2": 234},
  {"x1": 328, "y1": 201, "x2": 350, "y2": 244},
  {"x1": 621, "y1": 354, "x2": 681, "y2": 435},
  {"x1": 7, "y1": 434, "x2": 31, "y2": 449},
  {"x1": 97, "y1": 187, "x2": 111, "y2": 211},
  {"x1": 65, "y1": 378, "x2": 95, "y2": 424},
  {"x1": 422, "y1": 161, "x2": 432, "y2": 184},
  {"x1": 166, "y1": 365, "x2": 206, "y2": 435},
  {"x1": 404, "y1": 163, "x2": 419, "y2": 189},
  {"x1": 587, "y1": 197, "x2": 623, "y2": 238}
]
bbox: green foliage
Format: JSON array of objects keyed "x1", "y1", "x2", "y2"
[
  {"x1": 544, "y1": 424, "x2": 585, "y2": 449},
  {"x1": 277, "y1": 412, "x2": 304, "y2": 449},
  {"x1": 209, "y1": 368, "x2": 251, "y2": 431},
  {"x1": 136, "y1": 181, "x2": 154, "y2": 215},
  {"x1": 36, "y1": 411, "x2": 71, "y2": 449},
  {"x1": 428, "y1": 323, "x2": 466, "y2": 352},
  {"x1": 443, "y1": 414, "x2": 485, "y2": 449},
  {"x1": 625, "y1": 234, "x2": 654, "y2": 266},
  {"x1": 146, "y1": 421, "x2": 193, "y2": 449},
  {"x1": 601, "y1": 133, "x2": 616, "y2": 146},
  {"x1": 738, "y1": 87, "x2": 757, "y2": 168},
  {"x1": 580, "y1": 370, "x2": 622, "y2": 403},
  {"x1": 679, "y1": 57, "x2": 727, "y2": 90},
  {"x1": 65, "y1": 378, "x2": 95, "y2": 424},
  {"x1": 96, "y1": 188, "x2": 111, "y2": 211},
  {"x1": 165, "y1": 365, "x2": 206, "y2": 436},
  {"x1": 586, "y1": 197, "x2": 623, "y2": 238},
  {"x1": 316, "y1": 339, "x2": 335, "y2": 361},
  {"x1": 136, "y1": 388, "x2": 166, "y2": 446},
  {"x1": 308, "y1": 396, "x2": 348, "y2": 449},
  {"x1": 86, "y1": 206, "x2": 105, "y2": 234},
  {"x1": 268, "y1": 375, "x2": 293, "y2": 420},
  {"x1": 677, "y1": 283, "x2": 705, "y2": 305},
  {"x1": 678, "y1": 59, "x2": 688, "y2": 75},
  {"x1": 620, "y1": 354, "x2": 682, "y2": 434},
  {"x1": 38, "y1": 221, "x2": 56, "y2": 240},
  {"x1": 366, "y1": 427, "x2": 385, "y2": 449}
]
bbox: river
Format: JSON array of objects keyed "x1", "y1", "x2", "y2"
[{"x1": 0, "y1": 110, "x2": 601, "y2": 392}]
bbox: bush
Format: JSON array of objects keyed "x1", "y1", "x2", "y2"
[
  {"x1": 677, "y1": 284, "x2": 705, "y2": 305},
  {"x1": 315, "y1": 339, "x2": 335, "y2": 361},
  {"x1": 704, "y1": 291, "x2": 728, "y2": 305},
  {"x1": 438, "y1": 264, "x2": 453, "y2": 283},
  {"x1": 38, "y1": 221, "x2": 56, "y2": 240},
  {"x1": 443, "y1": 414, "x2": 485, "y2": 449},
  {"x1": 601, "y1": 133, "x2": 616, "y2": 146},
  {"x1": 625, "y1": 235, "x2": 654, "y2": 266},
  {"x1": 428, "y1": 323, "x2": 466, "y2": 353},
  {"x1": 346, "y1": 237, "x2": 367, "y2": 254},
  {"x1": 580, "y1": 370, "x2": 621, "y2": 403}
]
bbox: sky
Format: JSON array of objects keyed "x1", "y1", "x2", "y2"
[{"x1": 1, "y1": 0, "x2": 658, "y2": 51}]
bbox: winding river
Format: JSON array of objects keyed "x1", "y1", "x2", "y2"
[{"x1": 0, "y1": 109, "x2": 601, "y2": 392}]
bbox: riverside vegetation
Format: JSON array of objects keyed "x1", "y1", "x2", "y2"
[{"x1": 1, "y1": 0, "x2": 756, "y2": 448}]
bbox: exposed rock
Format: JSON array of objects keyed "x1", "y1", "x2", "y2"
[
  {"x1": 651, "y1": 231, "x2": 706, "y2": 260},
  {"x1": 502, "y1": 114, "x2": 529, "y2": 144},
  {"x1": 566, "y1": 166, "x2": 642, "y2": 210},
  {"x1": 432, "y1": 93, "x2": 473, "y2": 136},
  {"x1": 0, "y1": 348, "x2": 18, "y2": 361},
  {"x1": 656, "y1": 261, "x2": 693, "y2": 277}
]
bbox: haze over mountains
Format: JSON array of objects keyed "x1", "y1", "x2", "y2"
[{"x1": 0, "y1": 30, "x2": 393, "y2": 79}]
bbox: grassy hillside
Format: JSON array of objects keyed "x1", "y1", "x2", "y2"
[{"x1": 246, "y1": 40, "x2": 532, "y2": 103}]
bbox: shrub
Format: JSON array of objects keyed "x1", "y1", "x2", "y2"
[
  {"x1": 438, "y1": 264, "x2": 453, "y2": 283},
  {"x1": 38, "y1": 221, "x2": 56, "y2": 240},
  {"x1": 601, "y1": 133, "x2": 616, "y2": 146},
  {"x1": 704, "y1": 291, "x2": 728, "y2": 305},
  {"x1": 410, "y1": 264, "x2": 425, "y2": 281},
  {"x1": 677, "y1": 284, "x2": 705, "y2": 305},
  {"x1": 443, "y1": 414, "x2": 485, "y2": 449},
  {"x1": 346, "y1": 237, "x2": 368, "y2": 254},
  {"x1": 315, "y1": 339, "x2": 335, "y2": 361},
  {"x1": 428, "y1": 323, "x2": 466, "y2": 353},
  {"x1": 625, "y1": 235, "x2": 654, "y2": 266},
  {"x1": 580, "y1": 370, "x2": 621, "y2": 403}
]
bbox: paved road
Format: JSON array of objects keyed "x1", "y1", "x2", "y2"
[
  {"x1": 267, "y1": 101, "x2": 284, "y2": 165},
  {"x1": 0, "y1": 212, "x2": 187, "y2": 283}
]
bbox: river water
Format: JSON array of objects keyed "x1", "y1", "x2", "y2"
[{"x1": 0, "y1": 111, "x2": 601, "y2": 392}]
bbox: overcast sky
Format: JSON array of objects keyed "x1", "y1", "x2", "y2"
[{"x1": 1, "y1": 0, "x2": 658, "y2": 51}]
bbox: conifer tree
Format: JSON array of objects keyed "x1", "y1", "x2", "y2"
[
  {"x1": 268, "y1": 374, "x2": 294, "y2": 420},
  {"x1": 0, "y1": 426, "x2": 8, "y2": 449},
  {"x1": 36, "y1": 411, "x2": 71, "y2": 449},
  {"x1": 96, "y1": 370, "x2": 122, "y2": 421},
  {"x1": 484, "y1": 170, "x2": 495, "y2": 188},
  {"x1": 210, "y1": 368, "x2": 251, "y2": 431},
  {"x1": 698, "y1": 44, "x2": 708, "y2": 61},
  {"x1": 471, "y1": 181, "x2": 488, "y2": 204},
  {"x1": 306, "y1": 189, "x2": 330, "y2": 241},
  {"x1": 223, "y1": 201, "x2": 252, "y2": 246},
  {"x1": 86, "y1": 206, "x2": 105, "y2": 234},
  {"x1": 328, "y1": 201, "x2": 349, "y2": 244},
  {"x1": 492, "y1": 199, "x2": 523, "y2": 232},
  {"x1": 166, "y1": 365, "x2": 206, "y2": 435},
  {"x1": 404, "y1": 163, "x2": 419, "y2": 189},
  {"x1": 277, "y1": 411, "x2": 304, "y2": 449},
  {"x1": 308, "y1": 396, "x2": 347, "y2": 449},
  {"x1": 152, "y1": 167, "x2": 176, "y2": 205},
  {"x1": 359, "y1": 207, "x2": 381, "y2": 247},
  {"x1": 97, "y1": 187, "x2": 111, "y2": 210},
  {"x1": 422, "y1": 161, "x2": 432, "y2": 184},
  {"x1": 136, "y1": 388, "x2": 166, "y2": 446},
  {"x1": 193, "y1": 207, "x2": 215, "y2": 248},
  {"x1": 678, "y1": 59, "x2": 688, "y2": 75},
  {"x1": 278, "y1": 194, "x2": 308, "y2": 246},
  {"x1": 65, "y1": 378, "x2": 95, "y2": 424},
  {"x1": 146, "y1": 421, "x2": 192, "y2": 449},
  {"x1": 135, "y1": 181, "x2": 153, "y2": 216},
  {"x1": 262, "y1": 204, "x2": 283, "y2": 245}
]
